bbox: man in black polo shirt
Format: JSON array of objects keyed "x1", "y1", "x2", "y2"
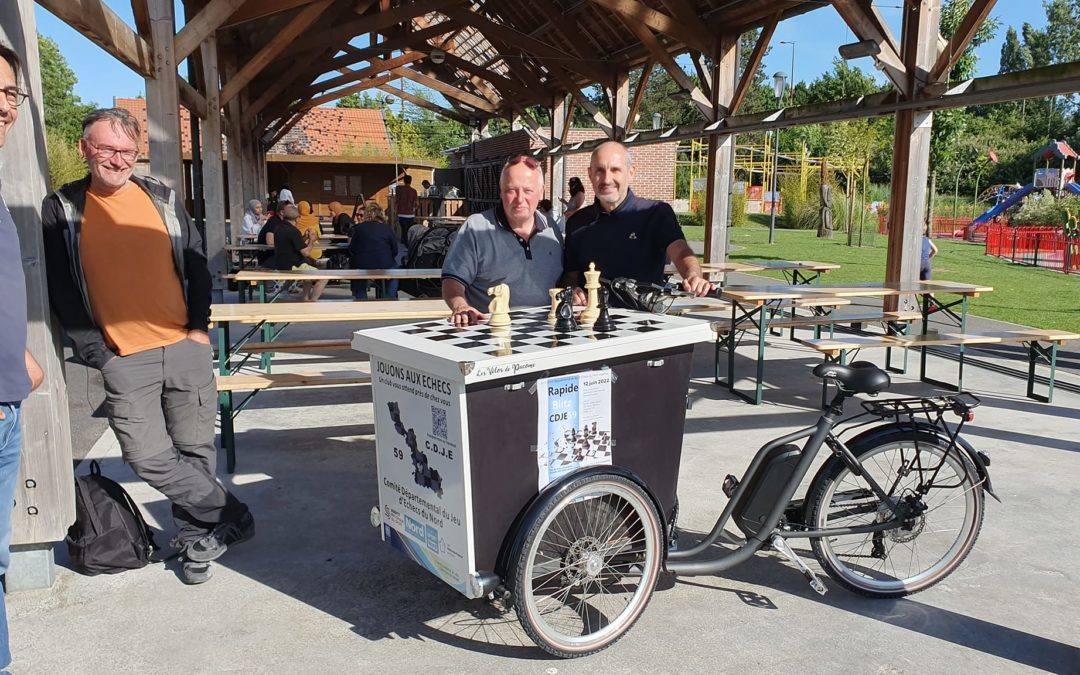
[{"x1": 563, "y1": 141, "x2": 713, "y2": 305}]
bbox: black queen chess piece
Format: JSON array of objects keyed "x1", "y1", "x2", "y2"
[
  {"x1": 593, "y1": 287, "x2": 615, "y2": 332},
  {"x1": 554, "y1": 287, "x2": 578, "y2": 332}
]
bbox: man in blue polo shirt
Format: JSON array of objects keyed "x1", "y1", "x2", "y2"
[
  {"x1": 564, "y1": 141, "x2": 713, "y2": 304},
  {"x1": 441, "y1": 155, "x2": 563, "y2": 326}
]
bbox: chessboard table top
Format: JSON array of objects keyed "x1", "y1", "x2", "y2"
[{"x1": 353, "y1": 306, "x2": 715, "y2": 384}]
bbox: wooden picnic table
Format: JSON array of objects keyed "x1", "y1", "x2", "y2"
[
  {"x1": 716, "y1": 280, "x2": 993, "y2": 404},
  {"x1": 212, "y1": 298, "x2": 451, "y2": 472},
  {"x1": 664, "y1": 259, "x2": 839, "y2": 284},
  {"x1": 233, "y1": 268, "x2": 442, "y2": 282}
]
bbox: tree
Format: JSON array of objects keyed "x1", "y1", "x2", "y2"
[
  {"x1": 999, "y1": 26, "x2": 1032, "y2": 73},
  {"x1": 337, "y1": 92, "x2": 385, "y2": 109},
  {"x1": 38, "y1": 34, "x2": 95, "y2": 144}
]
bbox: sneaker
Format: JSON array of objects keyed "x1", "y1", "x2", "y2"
[
  {"x1": 185, "y1": 512, "x2": 255, "y2": 563},
  {"x1": 181, "y1": 558, "x2": 213, "y2": 585}
]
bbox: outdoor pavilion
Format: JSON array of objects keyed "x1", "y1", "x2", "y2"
[{"x1": 2, "y1": 0, "x2": 1079, "y2": 589}]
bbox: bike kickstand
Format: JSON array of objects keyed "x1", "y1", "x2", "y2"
[{"x1": 770, "y1": 534, "x2": 828, "y2": 596}]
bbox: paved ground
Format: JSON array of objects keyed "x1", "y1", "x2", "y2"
[{"x1": 13, "y1": 281, "x2": 1079, "y2": 674}]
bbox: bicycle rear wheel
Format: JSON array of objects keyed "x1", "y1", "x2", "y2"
[
  {"x1": 511, "y1": 473, "x2": 662, "y2": 658},
  {"x1": 807, "y1": 432, "x2": 984, "y2": 598}
]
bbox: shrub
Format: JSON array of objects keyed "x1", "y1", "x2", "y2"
[
  {"x1": 1011, "y1": 189, "x2": 1080, "y2": 227},
  {"x1": 46, "y1": 128, "x2": 86, "y2": 190},
  {"x1": 676, "y1": 212, "x2": 702, "y2": 229},
  {"x1": 731, "y1": 191, "x2": 749, "y2": 227}
]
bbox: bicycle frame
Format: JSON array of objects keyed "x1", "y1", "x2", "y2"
[{"x1": 665, "y1": 389, "x2": 967, "y2": 577}]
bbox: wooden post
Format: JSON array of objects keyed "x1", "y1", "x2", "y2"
[
  {"x1": 200, "y1": 35, "x2": 227, "y2": 295},
  {"x1": 703, "y1": 33, "x2": 738, "y2": 265},
  {"x1": 550, "y1": 96, "x2": 566, "y2": 219},
  {"x1": 146, "y1": 0, "x2": 183, "y2": 194},
  {"x1": 611, "y1": 72, "x2": 630, "y2": 140},
  {"x1": 223, "y1": 54, "x2": 246, "y2": 241},
  {"x1": 0, "y1": 0, "x2": 75, "y2": 589},
  {"x1": 885, "y1": 0, "x2": 941, "y2": 311}
]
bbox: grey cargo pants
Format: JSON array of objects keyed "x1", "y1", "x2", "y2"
[{"x1": 100, "y1": 338, "x2": 249, "y2": 546}]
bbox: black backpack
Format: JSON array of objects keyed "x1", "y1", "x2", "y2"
[{"x1": 65, "y1": 460, "x2": 159, "y2": 575}]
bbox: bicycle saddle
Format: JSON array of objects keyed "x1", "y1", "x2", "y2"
[{"x1": 812, "y1": 361, "x2": 891, "y2": 395}]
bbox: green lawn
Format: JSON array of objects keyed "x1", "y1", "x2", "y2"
[{"x1": 689, "y1": 228, "x2": 1080, "y2": 334}]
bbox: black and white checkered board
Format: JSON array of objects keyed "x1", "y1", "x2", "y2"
[
  {"x1": 397, "y1": 308, "x2": 679, "y2": 357},
  {"x1": 550, "y1": 431, "x2": 613, "y2": 468}
]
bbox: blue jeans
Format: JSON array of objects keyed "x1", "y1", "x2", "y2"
[
  {"x1": 0, "y1": 402, "x2": 22, "y2": 669},
  {"x1": 350, "y1": 279, "x2": 399, "y2": 300}
]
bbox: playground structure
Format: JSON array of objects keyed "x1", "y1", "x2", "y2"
[
  {"x1": 972, "y1": 139, "x2": 1080, "y2": 226},
  {"x1": 677, "y1": 139, "x2": 872, "y2": 239}
]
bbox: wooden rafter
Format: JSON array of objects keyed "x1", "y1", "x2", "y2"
[
  {"x1": 391, "y1": 67, "x2": 499, "y2": 113},
  {"x1": 329, "y1": 20, "x2": 461, "y2": 69},
  {"x1": 242, "y1": 46, "x2": 338, "y2": 124},
  {"x1": 560, "y1": 98, "x2": 577, "y2": 145},
  {"x1": 291, "y1": 72, "x2": 398, "y2": 112},
  {"x1": 620, "y1": 19, "x2": 714, "y2": 121},
  {"x1": 690, "y1": 50, "x2": 712, "y2": 102},
  {"x1": 178, "y1": 77, "x2": 209, "y2": 119},
  {"x1": 625, "y1": 58, "x2": 654, "y2": 132},
  {"x1": 442, "y1": 6, "x2": 610, "y2": 85},
  {"x1": 729, "y1": 12, "x2": 778, "y2": 116},
  {"x1": 304, "y1": 52, "x2": 427, "y2": 98},
  {"x1": 37, "y1": 0, "x2": 153, "y2": 77},
  {"x1": 377, "y1": 83, "x2": 468, "y2": 123},
  {"x1": 174, "y1": 0, "x2": 249, "y2": 63},
  {"x1": 131, "y1": 0, "x2": 151, "y2": 39},
  {"x1": 832, "y1": 0, "x2": 910, "y2": 94},
  {"x1": 220, "y1": 0, "x2": 334, "y2": 106},
  {"x1": 588, "y1": 0, "x2": 714, "y2": 58},
  {"x1": 930, "y1": 0, "x2": 997, "y2": 82},
  {"x1": 268, "y1": 110, "x2": 306, "y2": 148},
  {"x1": 222, "y1": 0, "x2": 318, "y2": 28}
]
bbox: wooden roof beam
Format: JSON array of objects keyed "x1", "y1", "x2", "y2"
[
  {"x1": 305, "y1": 52, "x2": 427, "y2": 98},
  {"x1": 391, "y1": 67, "x2": 500, "y2": 113},
  {"x1": 131, "y1": 0, "x2": 151, "y2": 39},
  {"x1": 242, "y1": 45, "x2": 339, "y2": 124},
  {"x1": 625, "y1": 58, "x2": 654, "y2": 133},
  {"x1": 621, "y1": 19, "x2": 715, "y2": 121},
  {"x1": 931, "y1": 0, "x2": 997, "y2": 82},
  {"x1": 178, "y1": 76, "x2": 208, "y2": 119},
  {"x1": 174, "y1": 0, "x2": 248, "y2": 63},
  {"x1": 289, "y1": 72, "x2": 398, "y2": 113},
  {"x1": 221, "y1": 0, "x2": 316, "y2": 29},
  {"x1": 833, "y1": 0, "x2": 910, "y2": 94},
  {"x1": 588, "y1": 0, "x2": 714, "y2": 58},
  {"x1": 220, "y1": 0, "x2": 334, "y2": 106},
  {"x1": 729, "y1": 12, "x2": 778, "y2": 115},
  {"x1": 442, "y1": 6, "x2": 611, "y2": 85},
  {"x1": 37, "y1": 0, "x2": 154, "y2": 77},
  {"x1": 377, "y1": 83, "x2": 468, "y2": 123}
]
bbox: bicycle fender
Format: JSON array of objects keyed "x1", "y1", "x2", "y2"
[
  {"x1": 495, "y1": 466, "x2": 667, "y2": 582},
  {"x1": 845, "y1": 422, "x2": 999, "y2": 502}
]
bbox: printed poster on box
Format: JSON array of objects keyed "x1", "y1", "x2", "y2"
[
  {"x1": 536, "y1": 370, "x2": 613, "y2": 491},
  {"x1": 370, "y1": 356, "x2": 470, "y2": 594}
]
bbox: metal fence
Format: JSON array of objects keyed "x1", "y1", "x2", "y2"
[
  {"x1": 985, "y1": 224, "x2": 1080, "y2": 274},
  {"x1": 878, "y1": 216, "x2": 985, "y2": 240}
]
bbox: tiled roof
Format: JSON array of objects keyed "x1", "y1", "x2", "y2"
[{"x1": 114, "y1": 99, "x2": 390, "y2": 158}]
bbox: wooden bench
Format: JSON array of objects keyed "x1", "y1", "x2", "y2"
[
  {"x1": 235, "y1": 338, "x2": 353, "y2": 354},
  {"x1": 216, "y1": 369, "x2": 372, "y2": 472},
  {"x1": 798, "y1": 328, "x2": 1079, "y2": 404}
]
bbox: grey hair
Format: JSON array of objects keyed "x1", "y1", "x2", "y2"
[
  {"x1": 0, "y1": 44, "x2": 20, "y2": 85},
  {"x1": 592, "y1": 141, "x2": 633, "y2": 168},
  {"x1": 499, "y1": 155, "x2": 545, "y2": 190},
  {"x1": 280, "y1": 203, "x2": 300, "y2": 221},
  {"x1": 82, "y1": 107, "x2": 141, "y2": 141}
]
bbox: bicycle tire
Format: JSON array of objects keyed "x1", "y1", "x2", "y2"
[
  {"x1": 511, "y1": 473, "x2": 662, "y2": 658},
  {"x1": 806, "y1": 431, "x2": 984, "y2": 598}
]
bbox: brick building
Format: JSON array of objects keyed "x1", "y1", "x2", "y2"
[
  {"x1": 447, "y1": 128, "x2": 677, "y2": 210},
  {"x1": 115, "y1": 98, "x2": 436, "y2": 216}
]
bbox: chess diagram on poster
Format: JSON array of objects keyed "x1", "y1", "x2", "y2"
[
  {"x1": 536, "y1": 370, "x2": 613, "y2": 490},
  {"x1": 388, "y1": 401, "x2": 443, "y2": 497}
]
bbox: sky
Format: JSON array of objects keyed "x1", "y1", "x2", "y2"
[{"x1": 33, "y1": 1, "x2": 1049, "y2": 111}]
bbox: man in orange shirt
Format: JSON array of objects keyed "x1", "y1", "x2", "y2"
[{"x1": 41, "y1": 108, "x2": 252, "y2": 585}]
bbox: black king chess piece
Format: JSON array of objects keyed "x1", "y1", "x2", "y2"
[
  {"x1": 554, "y1": 287, "x2": 578, "y2": 332},
  {"x1": 593, "y1": 287, "x2": 615, "y2": 332}
]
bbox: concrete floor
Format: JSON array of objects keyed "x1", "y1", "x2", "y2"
[{"x1": 9, "y1": 283, "x2": 1080, "y2": 674}]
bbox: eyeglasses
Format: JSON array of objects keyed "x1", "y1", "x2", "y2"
[
  {"x1": 0, "y1": 87, "x2": 29, "y2": 107},
  {"x1": 505, "y1": 155, "x2": 541, "y2": 170},
  {"x1": 84, "y1": 140, "x2": 139, "y2": 163}
]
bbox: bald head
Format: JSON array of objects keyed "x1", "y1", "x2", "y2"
[{"x1": 588, "y1": 141, "x2": 636, "y2": 211}]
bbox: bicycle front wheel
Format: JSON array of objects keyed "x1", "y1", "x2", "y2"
[
  {"x1": 511, "y1": 473, "x2": 662, "y2": 658},
  {"x1": 807, "y1": 432, "x2": 984, "y2": 598}
]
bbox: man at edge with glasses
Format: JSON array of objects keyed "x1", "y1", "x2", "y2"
[{"x1": 41, "y1": 108, "x2": 253, "y2": 585}]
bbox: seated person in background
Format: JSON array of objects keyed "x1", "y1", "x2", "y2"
[
  {"x1": 277, "y1": 184, "x2": 294, "y2": 208},
  {"x1": 537, "y1": 199, "x2": 559, "y2": 232},
  {"x1": 563, "y1": 141, "x2": 712, "y2": 306},
  {"x1": 296, "y1": 200, "x2": 323, "y2": 261},
  {"x1": 241, "y1": 199, "x2": 264, "y2": 236},
  {"x1": 328, "y1": 200, "x2": 353, "y2": 236},
  {"x1": 441, "y1": 155, "x2": 563, "y2": 326},
  {"x1": 275, "y1": 204, "x2": 327, "y2": 302},
  {"x1": 255, "y1": 208, "x2": 286, "y2": 268},
  {"x1": 348, "y1": 202, "x2": 400, "y2": 300}
]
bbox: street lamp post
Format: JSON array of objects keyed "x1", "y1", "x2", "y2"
[
  {"x1": 780, "y1": 41, "x2": 796, "y2": 105},
  {"x1": 768, "y1": 71, "x2": 787, "y2": 245}
]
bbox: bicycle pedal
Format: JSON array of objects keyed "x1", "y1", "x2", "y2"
[
  {"x1": 722, "y1": 474, "x2": 739, "y2": 498},
  {"x1": 770, "y1": 534, "x2": 828, "y2": 596}
]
